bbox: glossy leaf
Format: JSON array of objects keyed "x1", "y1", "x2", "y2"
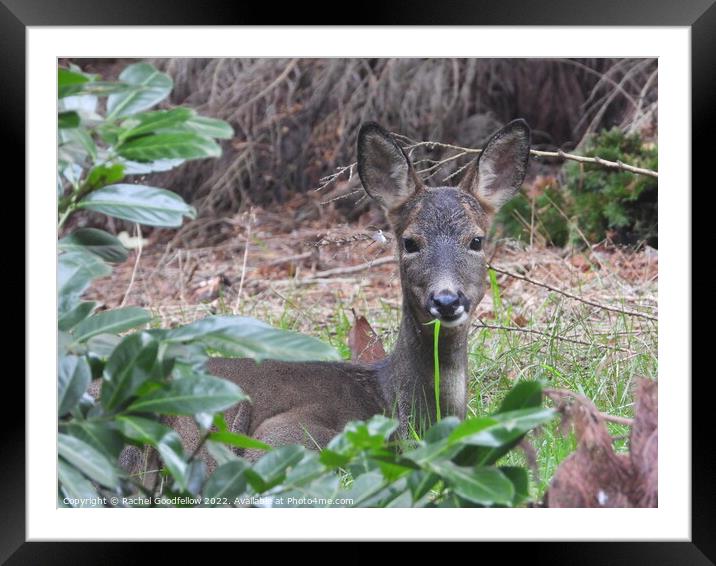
[
  {"x1": 58, "y1": 251, "x2": 111, "y2": 317},
  {"x1": 120, "y1": 107, "x2": 194, "y2": 139},
  {"x1": 107, "y1": 63, "x2": 173, "y2": 118},
  {"x1": 58, "y1": 355, "x2": 91, "y2": 416},
  {"x1": 59, "y1": 111, "x2": 80, "y2": 129},
  {"x1": 58, "y1": 68, "x2": 89, "y2": 98},
  {"x1": 77, "y1": 184, "x2": 196, "y2": 228},
  {"x1": 58, "y1": 460, "x2": 102, "y2": 507},
  {"x1": 101, "y1": 332, "x2": 158, "y2": 411},
  {"x1": 117, "y1": 132, "x2": 221, "y2": 162},
  {"x1": 183, "y1": 116, "x2": 234, "y2": 139},
  {"x1": 59, "y1": 228, "x2": 129, "y2": 263},
  {"x1": 73, "y1": 307, "x2": 151, "y2": 343},
  {"x1": 126, "y1": 373, "x2": 247, "y2": 415},
  {"x1": 166, "y1": 315, "x2": 340, "y2": 362},
  {"x1": 202, "y1": 460, "x2": 250, "y2": 502},
  {"x1": 428, "y1": 461, "x2": 514, "y2": 506},
  {"x1": 58, "y1": 301, "x2": 97, "y2": 332},
  {"x1": 63, "y1": 420, "x2": 125, "y2": 461},
  {"x1": 58, "y1": 434, "x2": 119, "y2": 489},
  {"x1": 245, "y1": 445, "x2": 305, "y2": 492},
  {"x1": 86, "y1": 164, "x2": 126, "y2": 190},
  {"x1": 115, "y1": 415, "x2": 188, "y2": 490}
]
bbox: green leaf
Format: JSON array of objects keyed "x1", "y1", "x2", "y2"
[
  {"x1": 183, "y1": 116, "x2": 234, "y2": 139},
  {"x1": 107, "y1": 62, "x2": 173, "y2": 119},
  {"x1": 115, "y1": 415, "x2": 188, "y2": 489},
  {"x1": 448, "y1": 408, "x2": 555, "y2": 448},
  {"x1": 73, "y1": 307, "x2": 151, "y2": 343},
  {"x1": 58, "y1": 433, "x2": 119, "y2": 489},
  {"x1": 203, "y1": 460, "x2": 249, "y2": 502},
  {"x1": 58, "y1": 301, "x2": 97, "y2": 332},
  {"x1": 126, "y1": 373, "x2": 247, "y2": 415},
  {"x1": 58, "y1": 68, "x2": 89, "y2": 98},
  {"x1": 58, "y1": 127, "x2": 97, "y2": 162},
  {"x1": 86, "y1": 164, "x2": 126, "y2": 190},
  {"x1": 428, "y1": 461, "x2": 514, "y2": 506},
  {"x1": 407, "y1": 470, "x2": 440, "y2": 501},
  {"x1": 58, "y1": 251, "x2": 111, "y2": 317},
  {"x1": 59, "y1": 228, "x2": 129, "y2": 263},
  {"x1": 284, "y1": 453, "x2": 325, "y2": 486},
  {"x1": 500, "y1": 466, "x2": 530, "y2": 507},
  {"x1": 120, "y1": 158, "x2": 185, "y2": 175},
  {"x1": 101, "y1": 332, "x2": 159, "y2": 411},
  {"x1": 206, "y1": 441, "x2": 240, "y2": 466},
  {"x1": 58, "y1": 355, "x2": 91, "y2": 416},
  {"x1": 59, "y1": 111, "x2": 80, "y2": 129},
  {"x1": 450, "y1": 407, "x2": 555, "y2": 467},
  {"x1": 77, "y1": 184, "x2": 196, "y2": 228},
  {"x1": 63, "y1": 420, "x2": 125, "y2": 461},
  {"x1": 117, "y1": 132, "x2": 221, "y2": 162},
  {"x1": 86, "y1": 333, "x2": 123, "y2": 358},
  {"x1": 58, "y1": 460, "x2": 102, "y2": 507},
  {"x1": 207, "y1": 431, "x2": 271, "y2": 452},
  {"x1": 245, "y1": 445, "x2": 305, "y2": 492},
  {"x1": 120, "y1": 107, "x2": 195, "y2": 139},
  {"x1": 496, "y1": 380, "x2": 543, "y2": 413},
  {"x1": 166, "y1": 315, "x2": 341, "y2": 362}
]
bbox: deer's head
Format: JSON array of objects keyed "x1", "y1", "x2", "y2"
[{"x1": 357, "y1": 120, "x2": 531, "y2": 329}]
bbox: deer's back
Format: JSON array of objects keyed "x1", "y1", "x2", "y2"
[{"x1": 205, "y1": 357, "x2": 387, "y2": 434}]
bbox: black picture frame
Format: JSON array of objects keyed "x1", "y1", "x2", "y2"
[{"x1": 8, "y1": 0, "x2": 708, "y2": 561}]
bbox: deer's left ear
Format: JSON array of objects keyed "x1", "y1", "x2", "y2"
[{"x1": 459, "y1": 119, "x2": 531, "y2": 213}]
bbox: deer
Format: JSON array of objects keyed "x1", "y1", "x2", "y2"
[{"x1": 125, "y1": 119, "x2": 531, "y2": 480}]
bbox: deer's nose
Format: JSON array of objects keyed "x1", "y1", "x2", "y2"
[{"x1": 430, "y1": 290, "x2": 462, "y2": 318}]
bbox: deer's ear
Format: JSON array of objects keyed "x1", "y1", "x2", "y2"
[
  {"x1": 459, "y1": 119, "x2": 531, "y2": 213},
  {"x1": 357, "y1": 122, "x2": 421, "y2": 211}
]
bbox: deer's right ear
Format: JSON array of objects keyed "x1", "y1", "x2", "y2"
[{"x1": 357, "y1": 122, "x2": 421, "y2": 211}]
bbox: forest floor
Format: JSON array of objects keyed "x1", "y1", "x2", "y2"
[{"x1": 86, "y1": 200, "x2": 658, "y2": 499}]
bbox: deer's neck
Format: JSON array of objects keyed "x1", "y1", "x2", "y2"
[{"x1": 380, "y1": 306, "x2": 469, "y2": 433}]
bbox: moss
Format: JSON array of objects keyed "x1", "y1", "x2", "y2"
[{"x1": 496, "y1": 128, "x2": 658, "y2": 248}]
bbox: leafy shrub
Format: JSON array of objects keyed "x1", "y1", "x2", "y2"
[
  {"x1": 496, "y1": 128, "x2": 658, "y2": 247},
  {"x1": 57, "y1": 62, "x2": 553, "y2": 508}
]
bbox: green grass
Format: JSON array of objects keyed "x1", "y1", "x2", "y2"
[{"x1": 466, "y1": 294, "x2": 657, "y2": 499}]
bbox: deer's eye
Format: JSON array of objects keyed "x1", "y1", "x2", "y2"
[
  {"x1": 403, "y1": 237, "x2": 420, "y2": 254},
  {"x1": 469, "y1": 237, "x2": 483, "y2": 251}
]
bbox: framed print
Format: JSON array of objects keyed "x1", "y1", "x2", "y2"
[{"x1": 8, "y1": 0, "x2": 711, "y2": 560}]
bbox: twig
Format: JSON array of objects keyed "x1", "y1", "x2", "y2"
[
  {"x1": 317, "y1": 139, "x2": 657, "y2": 194},
  {"x1": 530, "y1": 148, "x2": 657, "y2": 178},
  {"x1": 488, "y1": 264, "x2": 658, "y2": 322},
  {"x1": 233, "y1": 208, "x2": 254, "y2": 314},
  {"x1": 544, "y1": 388, "x2": 635, "y2": 426},
  {"x1": 472, "y1": 322, "x2": 632, "y2": 353},
  {"x1": 266, "y1": 251, "x2": 313, "y2": 266},
  {"x1": 120, "y1": 224, "x2": 143, "y2": 308},
  {"x1": 299, "y1": 252, "x2": 656, "y2": 322},
  {"x1": 306, "y1": 255, "x2": 394, "y2": 279}
]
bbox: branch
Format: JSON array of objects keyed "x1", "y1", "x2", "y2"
[
  {"x1": 315, "y1": 135, "x2": 658, "y2": 192},
  {"x1": 303, "y1": 255, "x2": 394, "y2": 280},
  {"x1": 472, "y1": 322, "x2": 633, "y2": 354},
  {"x1": 487, "y1": 264, "x2": 657, "y2": 322},
  {"x1": 544, "y1": 388, "x2": 635, "y2": 426},
  {"x1": 297, "y1": 253, "x2": 656, "y2": 322}
]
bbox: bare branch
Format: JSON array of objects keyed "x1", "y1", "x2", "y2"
[
  {"x1": 544, "y1": 388, "x2": 635, "y2": 426},
  {"x1": 317, "y1": 136, "x2": 657, "y2": 194},
  {"x1": 487, "y1": 264, "x2": 658, "y2": 322},
  {"x1": 472, "y1": 322, "x2": 633, "y2": 353}
]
